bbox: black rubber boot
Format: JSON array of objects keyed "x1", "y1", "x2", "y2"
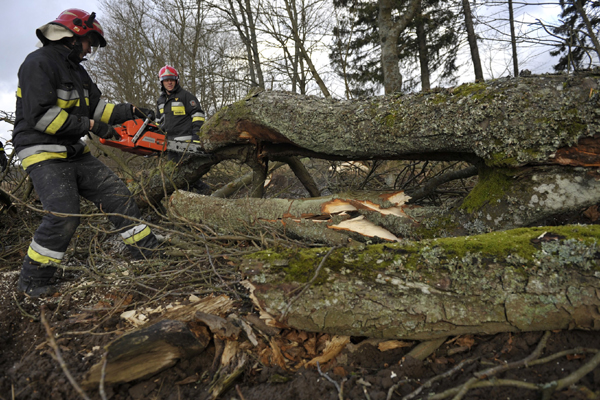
[
  {"x1": 17, "y1": 275, "x2": 58, "y2": 298},
  {"x1": 18, "y1": 256, "x2": 58, "y2": 298}
]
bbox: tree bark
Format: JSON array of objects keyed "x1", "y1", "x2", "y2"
[
  {"x1": 241, "y1": 225, "x2": 600, "y2": 340},
  {"x1": 191, "y1": 74, "x2": 600, "y2": 231},
  {"x1": 378, "y1": 0, "x2": 421, "y2": 94},
  {"x1": 169, "y1": 189, "x2": 414, "y2": 244},
  {"x1": 462, "y1": 0, "x2": 484, "y2": 82},
  {"x1": 416, "y1": 3, "x2": 431, "y2": 91},
  {"x1": 508, "y1": 0, "x2": 519, "y2": 77}
]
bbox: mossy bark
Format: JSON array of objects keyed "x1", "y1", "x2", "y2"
[
  {"x1": 242, "y1": 225, "x2": 600, "y2": 339},
  {"x1": 200, "y1": 74, "x2": 600, "y2": 166},
  {"x1": 168, "y1": 190, "x2": 418, "y2": 244}
]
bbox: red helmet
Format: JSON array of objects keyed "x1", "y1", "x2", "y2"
[
  {"x1": 37, "y1": 9, "x2": 107, "y2": 47},
  {"x1": 159, "y1": 65, "x2": 179, "y2": 81}
]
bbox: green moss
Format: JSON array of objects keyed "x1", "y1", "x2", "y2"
[
  {"x1": 486, "y1": 152, "x2": 519, "y2": 167},
  {"x1": 246, "y1": 225, "x2": 600, "y2": 286},
  {"x1": 430, "y1": 225, "x2": 600, "y2": 268},
  {"x1": 460, "y1": 167, "x2": 514, "y2": 213},
  {"x1": 430, "y1": 94, "x2": 448, "y2": 105},
  {"x1": 451, "y1": 82, "x2": 494, "y2": 102},
  {"x1": 248, "y1": 244, "x2": 413, "y2": 284}
]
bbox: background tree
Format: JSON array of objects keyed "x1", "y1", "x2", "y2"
[
  {"x1": 330, "y1": 0, "x2": 461, "y2": 95},
  {"x1": 461, "y1": 0, "x2": 484, "y2": 81},
  {"x1": 550, "y1": 0, "x2": 600, "y2": 72}
]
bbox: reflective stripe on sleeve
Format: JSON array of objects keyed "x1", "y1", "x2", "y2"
[
  {"x1": 191, "y1": 111, "x2": 205, "y2": 123},
  {"x1": 93, "y1": 99, "x2": 115, "y2": 123},
  {"x1": 28, "y1": 239, "x2": 64, "y2": 264},
  {"x1": 121, "y1": 224, "x2": 152, "y2": 245},
  {"x1": 34, "y1": 106, "x2": 69, "y2": 134},
  {"x1": 17, "y1": 142, "x2": 89, "y2": 169},
  {"x1": 56, "y1": 88, "x2": 80, "y2": 109}
]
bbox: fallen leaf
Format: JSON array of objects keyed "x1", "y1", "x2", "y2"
[
  {"x1": 378, "y1": 340, "x2": 414, "y2": 352},
  {"x1": 453, "y1": 335, "x2": 475, "y2": 349},
  {"x1": 583, "y1": 205, "x2": 600, "y2": 221}
]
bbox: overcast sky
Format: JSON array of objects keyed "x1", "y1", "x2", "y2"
[{"x1": 0, "y1": 0, "x2": 101, "y2": 143}]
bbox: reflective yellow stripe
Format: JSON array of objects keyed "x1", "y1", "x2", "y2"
[
  {"x1": 56, "y1": 98, "x2": 79, "y2": 109},
  {"x1": 192, "y1": 116, "x2": 205, "y2": 122},
  {"x1": 17, "y1": 87, "x2": 22, "y2": 97},
  {"x1": 122, "y1": 226, "x2": 152, "y2": 245},
  {"x1": 27, "y1": 246, "x2": 61, "y2": 264},
  {"x1": 172, "y1": 106, "x2": 185, "y2": 115},
  {"x1": 46, "y1": 109, "x2": 69, "y2": 134},
  {"x1": 101, "y1": 103, "x2": 115, "y2": 123},
  {"x1": 21, "y1": 152, "x2": 68, "y2": 169}
]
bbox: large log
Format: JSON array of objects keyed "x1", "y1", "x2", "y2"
[
  {"x1": 168, "y1": 189, "x2": 417, "y2": 244},
  {"x1": 199, "y1": 74, "x2": 600, "y2": 165},
  {"x1": 241, "y1": 225, "x2": 600, "y2": 340},
  {"x1": 132, "y1": 74, "x2": 600, "y2": 230}
]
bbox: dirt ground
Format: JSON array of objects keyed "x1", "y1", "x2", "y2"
[{"x1": 0, "y1": 267, "x2": 599, "y2": 400}]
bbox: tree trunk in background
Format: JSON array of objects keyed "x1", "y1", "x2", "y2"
[
  {"x1": 378, "y1": 0, "x2": 422, "y2": 94},
  {"x1": 462, "y1": 0, "x2": 484, "y2": 81},
  {"x1": 508, "y1": 0, "x2": 519, "y2": 77},
  {"x1": 574, "y1": 0, "x2": 600, "y2": 63},
  {"x1": 416, "y1": 3, "x2": 431, "y2": 91}
]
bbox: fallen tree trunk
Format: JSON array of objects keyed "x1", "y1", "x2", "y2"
[
  {"x1": 144, "y1": 73, "x2": 600, "y2": 232},
  {"x1": 168, "y1": 189, "x2": 417, "y2": 244},
  {"x1": 241, "y1": 225, "x2": 600, "y2": 340},
  {"x1": 199, "y1": 74, "x2": 600, "y2": 165}
]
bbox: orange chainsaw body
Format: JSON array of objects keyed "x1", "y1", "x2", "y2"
[{"x1": 99, "y1": 119, "x2": 166, "y2": 155}]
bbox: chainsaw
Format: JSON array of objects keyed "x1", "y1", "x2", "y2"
[{"x1": 99, "y1": 116, "x2": 206, "y2": 156}]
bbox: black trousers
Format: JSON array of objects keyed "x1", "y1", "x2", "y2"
[{"x1": 20, "y1": 153, "x2": 158, "y2": 282}]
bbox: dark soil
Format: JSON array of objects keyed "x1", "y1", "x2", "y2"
[{"x1": 0, "y1": 272, "x2": 599, "y2": 400}]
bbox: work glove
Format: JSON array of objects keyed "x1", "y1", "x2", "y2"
[
  {"x1": 133, "y1": 107, "x2": 155, "y2": 121},
  {"x1": 91, "y1": 121, "x2": 120, "y2": 140}
]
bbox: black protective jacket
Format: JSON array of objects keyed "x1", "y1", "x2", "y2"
[
  {"x1": 13, "y1": 43, "x2": 133, "y2": 170},
  {"x1": 0, "y1": 140, "x2": 6, "y2": 171},
  {"x1": 156, "y1": 84, "x2": 205, "y2": 141}
]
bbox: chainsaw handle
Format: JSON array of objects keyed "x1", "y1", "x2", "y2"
[{"x1": 131, "y1": 117, "x2": 152, "y2": 145}]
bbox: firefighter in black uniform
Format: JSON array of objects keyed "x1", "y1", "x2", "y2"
[
  {"x1": 156, "y1": 65, "x2": 205, "y2": 142},
  {"x1": 156, "y1": 65, "x2": 210, "y2": 193},
  {"x1": 13, "y1": 9, "x2": 159, "y2": 297},
  {"x1": 0, "y1": 141, "x2": 6, "y2": 171}
]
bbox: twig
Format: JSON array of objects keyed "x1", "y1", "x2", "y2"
[
  {"x1": 527, "y1": 347, "x2": 598, "y2": 367},
  {"x1": 40, "y1": 307, "x2": 92, "y2": 400},
  {"x1": 12, "y1": 293, "x2": 39, "y2": 321},
  {"x1": 474, "y1": 331, "x2": 551, "y2": 378},
  {"x1": 317, "y1": 361, "x2": 343, "y2": 400},
  {"x1": 281, "y1": 246, "x2": 340, "y2": 319},
  {"x1": 543, "y1": 349, "x2": 600, "y2": 399},
  {"x1": 235, "y1": 384, "x2": 247, "y2": 400},
  {"x1": 451, "y1": 377, "x2": 477, "y2": 400},
  {"x1": 99, "y1": 353, "x2": 108, "y2": 400},
  {"x1": 402, "y1": 358, "x2": 477, "y2": 400},
  {"x1": 387, "y1": 378, "x2": 410, "y2": 400}
]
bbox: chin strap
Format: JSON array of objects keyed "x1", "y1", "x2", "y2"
[{"x1": 67, "y1": 39, "x2": 84, "y2": 64}]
